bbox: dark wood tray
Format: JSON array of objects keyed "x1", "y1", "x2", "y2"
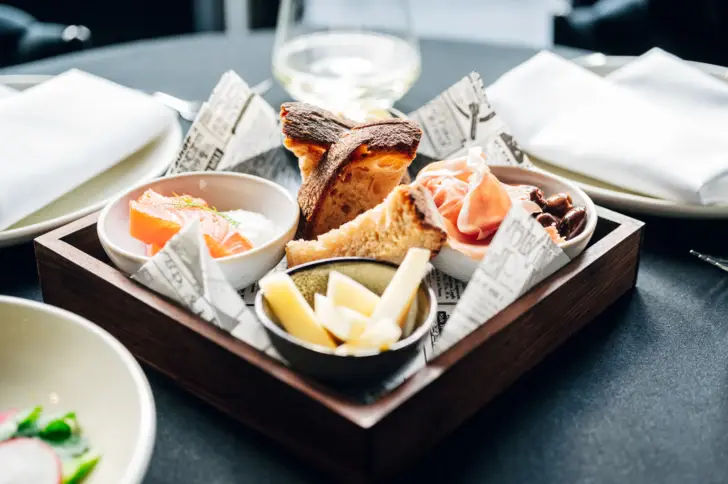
[{"x1": 35, "y1": 207, "x2": 644, "y2": 483}]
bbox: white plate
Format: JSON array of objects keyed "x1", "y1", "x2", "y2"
[
  {"x1": 0, "y1": 75, "x2": 183, "y2": 246},
  {"x1": 526, "y1": 54, "x2": 728, "y2": 219},
  {"x1": 432, "y1": 166, "x2": 597, "y2": 282},
  {"x1": 0, "y1": 296, "x2": 156, "y2": 484}
]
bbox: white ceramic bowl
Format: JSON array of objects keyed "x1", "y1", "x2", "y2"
[
  {"x1": 433, "y1": 166, "x2": 597, "y2": 282},
  {"x1": 0, "y1": 296, "x2": 155, "y2": 484},
  {"x1": 98, "y1": 172, "x2": 299, "y2": 290}
]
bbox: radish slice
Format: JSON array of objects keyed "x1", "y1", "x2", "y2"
[
  {"x1": 0, "y1": 438, "x2": 61, "y2": 484},
  {"x1": 0, "y1": 410, "x2": 16, "y2": 425},
  {"x1": 0, "y1": 410, "x2": 18, "y2": 442}
]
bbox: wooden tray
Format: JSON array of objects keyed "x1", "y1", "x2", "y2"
[{"x1": 35, "y1": 207, "x2": 644, "y2": 483}]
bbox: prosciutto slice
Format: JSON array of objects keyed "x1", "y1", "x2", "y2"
[
  {"x1": 416, "y1": 147, "x2": 557, "y2": 260},
  {"x1": 416, "y1": 148, "x2": 512, "y2": 260}
]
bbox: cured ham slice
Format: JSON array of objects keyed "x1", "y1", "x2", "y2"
[{"x1": 416, "y1": 148, "x2": 512, "y2": 260}]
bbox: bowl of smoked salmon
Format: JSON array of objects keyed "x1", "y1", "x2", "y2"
[
  {"x1": 97, "y1": 172, "x2": 299, "y2": 290},
  {"x1": 415, "y1": 149, "x2": 597, "y2": 282}
]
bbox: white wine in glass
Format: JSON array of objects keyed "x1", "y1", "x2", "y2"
[{"x1": 272, "y1": 0, "x2": 421, "y2": 121}]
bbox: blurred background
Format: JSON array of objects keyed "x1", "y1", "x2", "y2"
[{"x1": 2, "y1": 0, "x2": 727, "y2": 68}]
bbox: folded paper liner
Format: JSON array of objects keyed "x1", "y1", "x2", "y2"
[{"x1": 134, "y1": 71, "x2": 569, "y2": 402}]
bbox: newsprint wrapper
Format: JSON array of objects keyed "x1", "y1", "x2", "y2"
[
  {"x1": 165, "y1": 71, "x2": 301, "y2": 194},
  {"x1": 134, "y1": 70, "x2": 569, "y2": 402},
  {"x1": 407, "y1": 71, "x2": 533, "y2": 174}
]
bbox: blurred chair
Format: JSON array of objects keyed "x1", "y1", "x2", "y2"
[
  {"x1": 553, "y1": 0, "x2": 652, "y2": 54},
  {"x1": 554, "y1": 0, "x2": 728, "y2": 65},
  {"x1": 247, "y1": 0, "x2": 303, "y2": 29},
  {"x1": 0, "y1": 5, "x2": 91, "y2": 68}
]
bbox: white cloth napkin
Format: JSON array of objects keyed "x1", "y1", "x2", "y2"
[
  {"x1": 0, "y1": 69, "x2": 175, "y2": 230},
  {"x1": 0, "y1": 83, "x2": 16, "y2": 99},
  {"x1": 487, "y1": 48, "x2": 728, "y2": 205}
]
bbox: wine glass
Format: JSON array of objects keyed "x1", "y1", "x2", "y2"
[{"x1": 272, "y1": 0, "x2": 421, "y2": 121}]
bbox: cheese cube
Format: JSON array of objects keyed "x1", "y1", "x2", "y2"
[
  {"x1": 370, "y1": 248, "x2": 430, "y2": 329},
  {"x1": 326, "y1": 271, "x2": 380, "y2": 317},
  {"x1": 349, "y1": 318, "x2": 402, "y2": 350},
  {"x1": 315, "y1": 294, "x2": 370, "y2": 343},
  {"x1": 258, "y1": 273, "x2": 336, "y2": 348},
  {"x1": 337, "y1": 306, "x2": 369, "y2": 341}
]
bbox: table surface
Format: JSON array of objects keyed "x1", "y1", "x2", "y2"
[{"x1": 3, "y1": 32, "x2": 728, "y2": 484}]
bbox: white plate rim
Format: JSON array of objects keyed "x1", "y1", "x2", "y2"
[
  {"x1": 0, "y1": 295, "x2": 157, "y2": 484},
  {"x1": 0, "y1": 74, "x2": 183, "y2": 244},
  {"x1": 529, "y1": 54, "x2": 728, "y2": 219}
]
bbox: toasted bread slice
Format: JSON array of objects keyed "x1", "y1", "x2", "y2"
[
  {"x1": 298, "y1": 120, "x2": 422, "y2": 238},
  {"x1": 281, "y1": 102, "x2": 422, "y2": 239},
  {"x1": 286, "y1": 184, "x2": 447, "y2": 268}
]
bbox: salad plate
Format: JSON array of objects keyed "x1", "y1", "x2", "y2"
[
  {"x1": 0, "y1": 296, "x2": 156, "y2": 483},
  {"x1": 528, "y1": 55, "x2": 728, "y2": 219},
  {"x1": 0, "y1": 75, "x2": 183, "y2": 247}
]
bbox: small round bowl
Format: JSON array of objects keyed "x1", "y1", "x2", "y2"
[
  {"x1": 434, "y1": 165, "x2": 597, "y2": 282},
  {"x1": 0, "y1": 296, "x2": 155, "y2": 484},
  {"x1": 254, "y1": 258, "x2": 437, "y2": 383},
  {"x1": 98, "y1": 172, "x2": 299, "y2": 290}
]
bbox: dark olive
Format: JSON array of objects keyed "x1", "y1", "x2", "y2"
[
  {"x1": 535, "y1": 212, "x2": 560, "y2": 228},
  {"x1": 544, "y1": 193, "x2": 573, "y2": 218},
  {"x1": 529, "y1": 187, "x2": 547, "y2": 208},
  {"x1": 558, "y1": 207, "x2": 587, "y2": 240}
]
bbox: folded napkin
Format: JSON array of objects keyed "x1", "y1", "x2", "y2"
[
  {"x1": 488, "y1": 48, "x2": 728, "y2": 205},
  {"x1": 0, "y1": 83, "x2": 16, "y2": 99},
  {"x1": 0, "y1": 69, "x2": 175, "y2": 230}
]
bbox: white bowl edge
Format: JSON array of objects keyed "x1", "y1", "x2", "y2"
[
  {"x1": 432, "y1": 166, "x2": 597, "y2": 282},
  {"x1": 0, "y1": 296, "x2": 156, "y2": 484}
]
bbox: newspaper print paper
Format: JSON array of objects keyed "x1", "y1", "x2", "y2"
[
  {"x1": 408, "y1": 72, "x2": 532, "y2": 175},
  {"x1": 134, "y1": 70, "x2": 571, "y2": 402},
  {"x1": 165, "y1": 71, "x2": 300, "y2": 194}
]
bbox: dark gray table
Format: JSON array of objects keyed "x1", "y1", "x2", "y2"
[{"x1": 3, "y1": 32, "x2": 728, "y2": 484}]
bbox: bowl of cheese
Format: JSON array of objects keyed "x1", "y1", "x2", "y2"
[{"x1": 255, "y1": 248, "x2": 436, "y2": 382}]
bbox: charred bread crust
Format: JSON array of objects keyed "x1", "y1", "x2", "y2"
[
  {"x1": 280, "y1": 102, "x2": 356, "y2": 146},
  {"x1": 296, "y1": 119, "x2": 422, "y2": 239},
  {"x1": 406, "y1": 184, "x2": 448, "y2": 256}
]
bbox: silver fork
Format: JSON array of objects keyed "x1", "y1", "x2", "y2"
[
  {"x1": 152, "y1": 79, "x2": 273, "y2": 121},
  {"x1": 690, "y1": 250, "x2": 728, "y2": 272}
]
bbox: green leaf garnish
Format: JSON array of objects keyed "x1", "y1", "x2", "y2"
[
  {"x1": 171, "y1": 193, "x2": 240, "y2": 227},
  {"x1": 3, "y1": 406, "x2": 101, "y2": 483},
  {"x1": 62, "y1": 450, "x2": 101, "y2": 484},
  {"x1": 47, "y1": 434, "x2": 90, "y2": 460},
  {"x1": 39, "y1": 412, "x2": 79, "y2": 441},
  {"x1": 15, "y1": 406, "x2": 42, "y2": 433}
]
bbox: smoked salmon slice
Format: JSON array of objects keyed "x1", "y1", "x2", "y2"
[{"x1": 129, "y1": 189, "x2": 253, "y2": 258}]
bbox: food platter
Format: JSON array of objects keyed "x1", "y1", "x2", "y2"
[{"x1": 32, "y1": 82, "x2": 645, "y2": 482}]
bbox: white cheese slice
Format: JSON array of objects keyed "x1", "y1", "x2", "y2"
[
  {"x1": 258, "y1": 273, "x2": 336, "y2": 348},
  {"x1": 349, "y1": 318, "x2": 402, "y2": 350},
  {"x1": 337, "y1": 306, "x2": 369, "y2": 341},
  {"x1": 326, "y1": 271, "x2": 381, "y2": 317},
  {"x1": 370, "y1": 248, "x2": 431, "y2": 329}
]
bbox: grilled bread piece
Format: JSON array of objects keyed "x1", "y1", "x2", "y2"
[
  {"x1": 286, "y1": 183, "x2": 447, "y2": 268},
  {"x1": 281, "y1": 102, "x2": 423, "y2": 239}
]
